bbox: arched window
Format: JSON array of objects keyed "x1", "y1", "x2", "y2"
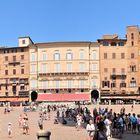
[
  {"x1": 130, "y1": 77, "x2": 136, "y2": 87},
  {"x1": 92, "y1": 50, "x2": 97, "y2": 60},
  {"x1": 131, "y1": 33, "x2": 134, "y2": 39},
  {"x1": 53, "y1": 51, "x2": 60, "y2": 60},
  {"x1": 66, "y1": 51, "x2": 73, "y2": 60}
]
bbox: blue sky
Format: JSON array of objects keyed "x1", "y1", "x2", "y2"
[{"x1": 0, "y1": 0, "x2": 140, "y2": 46}]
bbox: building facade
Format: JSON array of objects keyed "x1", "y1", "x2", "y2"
[
  {"x1": 0, "y1": 25, "x2": 140, "y2": 103},
  {"x1": 29, "y1": 42, "x2": 100, "y2": 102},
  {"x1": 0, "y1": 37, "x2": 33, "y2": 103},
  {"x1": 98, "y1": 26, "x2": 140, "y2": 103}
]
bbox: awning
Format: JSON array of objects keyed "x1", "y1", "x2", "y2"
[
  {"x1": 0, "y1": 97, "x2": 29, "y2": 101},
  {"x1": 101, "y1": 96, "x2": 140, "y2": 100},
  {"x1": 37, "y1": 93, "x2": 90, "y2": 102}
]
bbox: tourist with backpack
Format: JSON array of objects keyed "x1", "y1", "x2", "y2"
[{"x1": 131, "y1": 113, "x2": 137, "y2": 134}]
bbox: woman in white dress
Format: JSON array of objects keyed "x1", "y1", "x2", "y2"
[{"x1": 86, "y1": 119, "x2": 95, "y2": 140}]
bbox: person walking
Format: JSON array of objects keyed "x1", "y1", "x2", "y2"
[
  {"x1": 86, "y1": 119, "x2": 95, "y2": 140},
  {"x1": 104, "y1": 116, "x2": 111, "y2": 139},
  {"x1": 8, "y1": 122, "x2": 12, "y2": 138},
  {"x1": 131, "y1": 113, "x2": 137, "y2": 134},
  {"x1": 38, "y1": 116, "x2": 43, "y2": 130}
]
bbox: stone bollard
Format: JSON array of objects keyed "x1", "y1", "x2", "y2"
[{"x1": 37, "y1": 130, "x2": 51, "y2": 140}]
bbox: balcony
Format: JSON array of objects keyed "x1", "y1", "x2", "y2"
[
  {"x1": 18, "y1": 91, "x2": 29, "y2": 97},
  {"x1": 110, "y1": 73, "x2": 126, "y2": 79},
  {"x1": 19, "y1": 79, "x2": 29, "y2": 85},
  {"x1": 38, "y1": 86, "x2": 89, "y2": 91},
  {"x1": 8, "y1": 61, "x2": 20, "y2": 65},
  {"x1": 39, "y1": 71, "x2": 89, "y2": 77}
]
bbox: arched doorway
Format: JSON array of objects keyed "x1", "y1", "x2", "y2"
[
  {"x1": 91, "y1": 89, "x2": 99, "y2": 102},
  {"x1": 31, "y1": 91, "x2": 38, "y2": 102}
]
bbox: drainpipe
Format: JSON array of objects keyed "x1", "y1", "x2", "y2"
[{"x1": 88, "y1": 42, "x2": 92, "y2": 101}]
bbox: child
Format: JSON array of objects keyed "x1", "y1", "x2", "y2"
[{"x1": 8, "y1": 122, "x2": 12, "y2": 138}]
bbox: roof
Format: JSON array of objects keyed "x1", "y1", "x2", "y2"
[
  {"x1": 37, "y1": 93, "x2": 90, "y2": 102},
  {"x1": 97, "y1": 39, "x2": 127, "y2": 42},
  {"x1": 0, "y1": 46, "x2": 29, "y2": 49}
]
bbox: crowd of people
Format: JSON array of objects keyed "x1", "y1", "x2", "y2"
[
  {"x1": 54, "y1": 105, "x2": 140, "y2": 140},
  {"x1": 2, "y1": 103, "x2": 140, "y2": 140}
]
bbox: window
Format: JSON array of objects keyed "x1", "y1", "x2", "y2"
[
  {"x1": 112, "y1": 68, "x2": 116, "y2": 74},
  {"x1": 20, "y1": 85, "x2": 25, "y2": 90},
  {"x1": 21, "y1": 55, "x2": 24, "y2": 60},
  {"x1": 80, "y1": 63, "x2": 85, "y2": 72},
  {"x1": 41, "y1": 81, "x2": 48, "y2": 89},
  {"x1": 5, "y1": 70, "x2": 8, "y2": 75},
  {"x1": 54, "y1": 63, "x2": 60, "y2": 72},
  {"x1": 92, "y1": 51, "x2": 97, "y2": 60},
  {"x1": 4, "y1": 50, "x2": 9, "y2": 53},
  {"x1": 120, "y1": 82, "x2": 126, "y2": 88},
  {"x1": 55, "y1": 80, "x2": 60, "y2": 89},
  {"x1": 12, "y1": 86, "x2": 17, "y2": 93},
  {"x1": 42, "y1": 52, "x2": 47, "y2": 60},
  {"x1": 121, "y1": 68, "x2": 125, "y2": 74},
  {"x1": 103, "y1": 42, "x2": 109, "y2": 46},
  {"x1": 121, "y1": 53, "x2": 125, "y2": 59},
  {"x1": 92, "y1": 64, "x2": 97, "y2": 71},
  {"x1": 68, "y1": 80, "x2": 73, "y2": 88},
  {"x1": 5, "y1": 56, "x2": 8, "y2": 61},
  {"x1": 131, "y1": 53, "x2": 135, "y2": 59},
  {"x1": 31, "y1": 53, "x2": 36, "y2": 61},
  {"x1": 111, "y1": 82, "x2": 116, "y2": 88},
  {"x1": 54, "y1": 51, "x2": 60, "y2": 60},
  {"x1": 102, "y1": 81, "x2": 110, "y2": 88},
  {"x1": 67, "y1": 63, "x2": 72, "y2": 72},
  {"x1": 104, "y1": 53, "x2": 107, "y2": 59},
  {"x1": 22, "y1": 40, "x2": 26, "y2": 44},
  {"x1": 5, "y1": 85, "x2": 8, "y2": 90},
  {"x1": 79, "y1": 50, "x2": 84, "y2": 60},
  {"x1": 80, "y1": 80, "x2": 84, "y2": 88},
  {"x1": 21, "y1": 69, "x2": 24, "y2": 74},
  {"x1": 131, "y1": 33, "x2": 134, "y2": 39},
  {"x1": 30, "y1": 80, "x2": 37, "y2": 89},
  {"x1": 112, "y1": 53, "x2": 116, "y2": 59},
  {"x1": 130, "y1": 65, "x2": 136, "y2": 72},
  {"x1": 66, "y1": 52, "x2": 73, "y2": 60},
  {"x1": 5, "y1": 92, "x2": 8, "y2": 96},
  {"x1": 21, "y1": 48, "x2": 24, "y2": 52},
  {"x1": 118, "y1": 42, "x2": 124, "y2": 46},
  {"x1": 13, "y1": 56, "x2": 16, "y2": 61},
  {"x1": 31, "y1": 64, "x2": 36, "y2": 73},
  {"x1": 131, "y1": 41, "x2": 134, "y2": 46},
  {"x1": 42, "y1": 64, "x2": 47, "y2": 73},
  {"x1": 104, "y1": 68, "x2": 108, "y2": 73},
  {"x1": 13, "y1": 69, "x2": 16, "y2": 75},
  {"x1": 92, "y1": 79, "x2": 97, "y2": 88},
  {"x1": 130, "y1": 78, "x2": 136, "y2": 87},
  {"x1": 111, "y1": 42, "x2": 117, "y2": 46},
  {"x1": 11, "y1": 49, "x2": 17, "y2": 53}
]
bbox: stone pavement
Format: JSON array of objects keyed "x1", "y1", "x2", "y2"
[{"x1": 0, "y1": 105, "x2": 140, "y2": 140}]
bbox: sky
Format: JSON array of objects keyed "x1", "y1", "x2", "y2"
[{"x1": 0, "y1": 0, "x2": 140, "y2": 46}]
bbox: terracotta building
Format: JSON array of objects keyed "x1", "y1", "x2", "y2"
[
  {"x1": 98, "y1": 26, "x2": 140, "y2": 103},
  {"x1": 0, "y1": 37, "x2": 33, "y2": 103}
]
